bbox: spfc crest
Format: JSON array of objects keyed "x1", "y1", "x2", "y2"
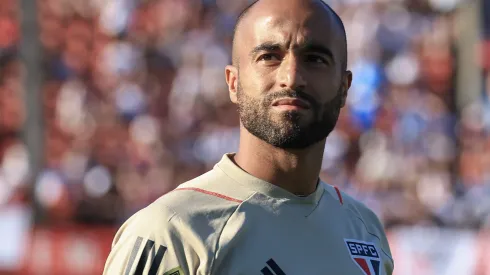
[{"x1": 344, "y1": 239, "x2": 381, "y2": 275}]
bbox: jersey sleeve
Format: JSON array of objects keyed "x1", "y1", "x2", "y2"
[
  {"x1": 358, "y1": 203, "x2": 394, "y2": 275},
  {"x1": 103, "y1": 204, "x2": 200, "y2": 275}
]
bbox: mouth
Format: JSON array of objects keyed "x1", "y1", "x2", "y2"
[{"x1": 272, "y1": 98, "x2": 311, "y2": 110}]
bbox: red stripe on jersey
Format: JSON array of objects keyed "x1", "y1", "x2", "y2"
[
  {"x1": 175, "y1": 187, "x2": 243, "y2": 203},
  {"x1": 355, "y1": 258, "x2": 371, "y2": 275},
  {"x1": 334, "y1": 186, "x2": 343, "y2": 205}
]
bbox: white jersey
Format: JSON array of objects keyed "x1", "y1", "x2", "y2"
[{"x1": 104, "y1": 153, "x2": 394, "y2": 275}]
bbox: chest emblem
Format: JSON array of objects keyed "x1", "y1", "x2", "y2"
[{"x1": 344, "y1": 239, "x2": 381, "y2": 275}]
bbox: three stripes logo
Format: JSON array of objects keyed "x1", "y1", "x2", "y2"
[
  {"x1": 124, "y1": 236, "x2": 174, "y2": 275},
  {"x1": 344, "y1": 239, "x2": 381, "y2": 275},
  {"x1": 261, "y1": 259, "x2": 286, "y2": 275}
]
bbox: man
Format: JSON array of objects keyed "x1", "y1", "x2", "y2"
[{"x1": 104, "y1": 0, "x2": 394, "y2": 274}]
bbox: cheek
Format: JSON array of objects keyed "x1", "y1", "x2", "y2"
[
  {"x1": 322, "y1": 95, "x2": 342, "y2": 115},
  {"x1": 242, "y1": 66, "x2": 275, "y2": 94},
  {"x1": 317, "y1": 87, "x2": 340, "y2": 106},
  {"x1": 314, "y1": 76, "x2": 343, "y2": 102}
]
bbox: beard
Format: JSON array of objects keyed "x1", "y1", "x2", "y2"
[{"x1": 236, "y1": 82, "x2": 342, "y2": 149}]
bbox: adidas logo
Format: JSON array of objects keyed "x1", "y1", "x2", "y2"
[
  {"x1": 261, "y1": 259, "x2": 286, "y2": 275},
  {"x1": 125, "y1": 237, "x2": 167, "y2": 275}
]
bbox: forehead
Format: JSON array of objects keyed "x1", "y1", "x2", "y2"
[{"x1": 238, "y1": 1, "x2": 342, "y2": 53}]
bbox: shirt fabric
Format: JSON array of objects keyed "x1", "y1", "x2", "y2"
[{"x1": 104, "y1": 153, "x2": 394, "y2": 275}]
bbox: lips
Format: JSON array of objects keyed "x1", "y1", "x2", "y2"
[{"x1": 272, "y1": 98, "x2": 311, "y2": 109}]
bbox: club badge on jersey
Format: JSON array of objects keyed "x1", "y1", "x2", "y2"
[{"x1": 344, "y1": 239, "x2": 381, "y2": 275}]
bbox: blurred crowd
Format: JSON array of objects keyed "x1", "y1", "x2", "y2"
[{"x1": 0, "y1": 0, "x2": 489, "y2": 230}]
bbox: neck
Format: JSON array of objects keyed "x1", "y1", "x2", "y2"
[{"x1": 233, "y1": 128, "x2": 325, "y2": 196}]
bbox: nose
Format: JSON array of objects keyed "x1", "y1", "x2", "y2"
[{"x1": 277, "y1": 55, "x2": 307, "y2": 91}]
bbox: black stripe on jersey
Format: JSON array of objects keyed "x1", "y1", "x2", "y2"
[
  {"x1": 129, "y1": 238, "x2": 167, "y2": 275},
  {"x1": 261, "y1": 267, "x2": 275, "y2": 275},
  {"x1": 125, "y1": 237, "x2": 144, "y2": 275},
  {"x1": 267, "y1": 259, "x2": 286, "y2": 275},
  {"x1": 135, "y1": 239, "x2": 155, "y2": 274},
  {"x1": 148, "y1": 244, "x2": 167, "y2": 274}
]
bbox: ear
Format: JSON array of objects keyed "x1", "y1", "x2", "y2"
[
  {"x1": 340, "y1": 71, "x2": 352, "y2": 108},
  {"x1": 225, "y1": 65, "x2": 239, "y2": 104}
]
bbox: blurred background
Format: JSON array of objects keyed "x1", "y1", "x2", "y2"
[{"x1": 0, "y1": 0, "x2": 489, "y2": 274}]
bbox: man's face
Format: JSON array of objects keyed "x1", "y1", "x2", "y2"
[
  {"x1": 229, "y1": 0, "x2": 350, "y2": 149},
  {"x1": 236, "y1": 80, "x2": 343, "y2": 149}
]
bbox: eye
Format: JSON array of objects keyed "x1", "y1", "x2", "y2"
[
  {"x1": 258, "y1": 53, "x2": 281, "y2": 62},
  {"x1": 305, "y1": 54, "x2": 328, "y2": 65}
]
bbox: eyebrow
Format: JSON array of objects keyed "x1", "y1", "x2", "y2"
[
  {"x1": 249, "y1": 42, "x2": 282, "y2": 58},
  {"x1": 249, "y1": 41, "x2": 336, "y2": 63}
]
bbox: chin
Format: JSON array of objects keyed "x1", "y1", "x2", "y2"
[{"x1": 275, "y1": 113, "x2": 313, "y2": 126}]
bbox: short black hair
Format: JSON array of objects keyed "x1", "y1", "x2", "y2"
[{"x1": 232, "y1": 0, "x2": 348, "y2": 70}]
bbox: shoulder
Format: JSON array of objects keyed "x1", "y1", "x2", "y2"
[
  {"x1": 322, "y1": 183, "x2": 393, "y2": 259},
  {"x1": 116, "y1": 168, "x2": 253, "y2": 245},
  {"x1": 322, "y1": 183, "x2": 384, "y2": 233},
  {"x1": 110, "y1": 198, "x2": 179, "y2": 249},
  {"x1": 158, "y1": 168, "x2": 253, "y2": 219}
]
